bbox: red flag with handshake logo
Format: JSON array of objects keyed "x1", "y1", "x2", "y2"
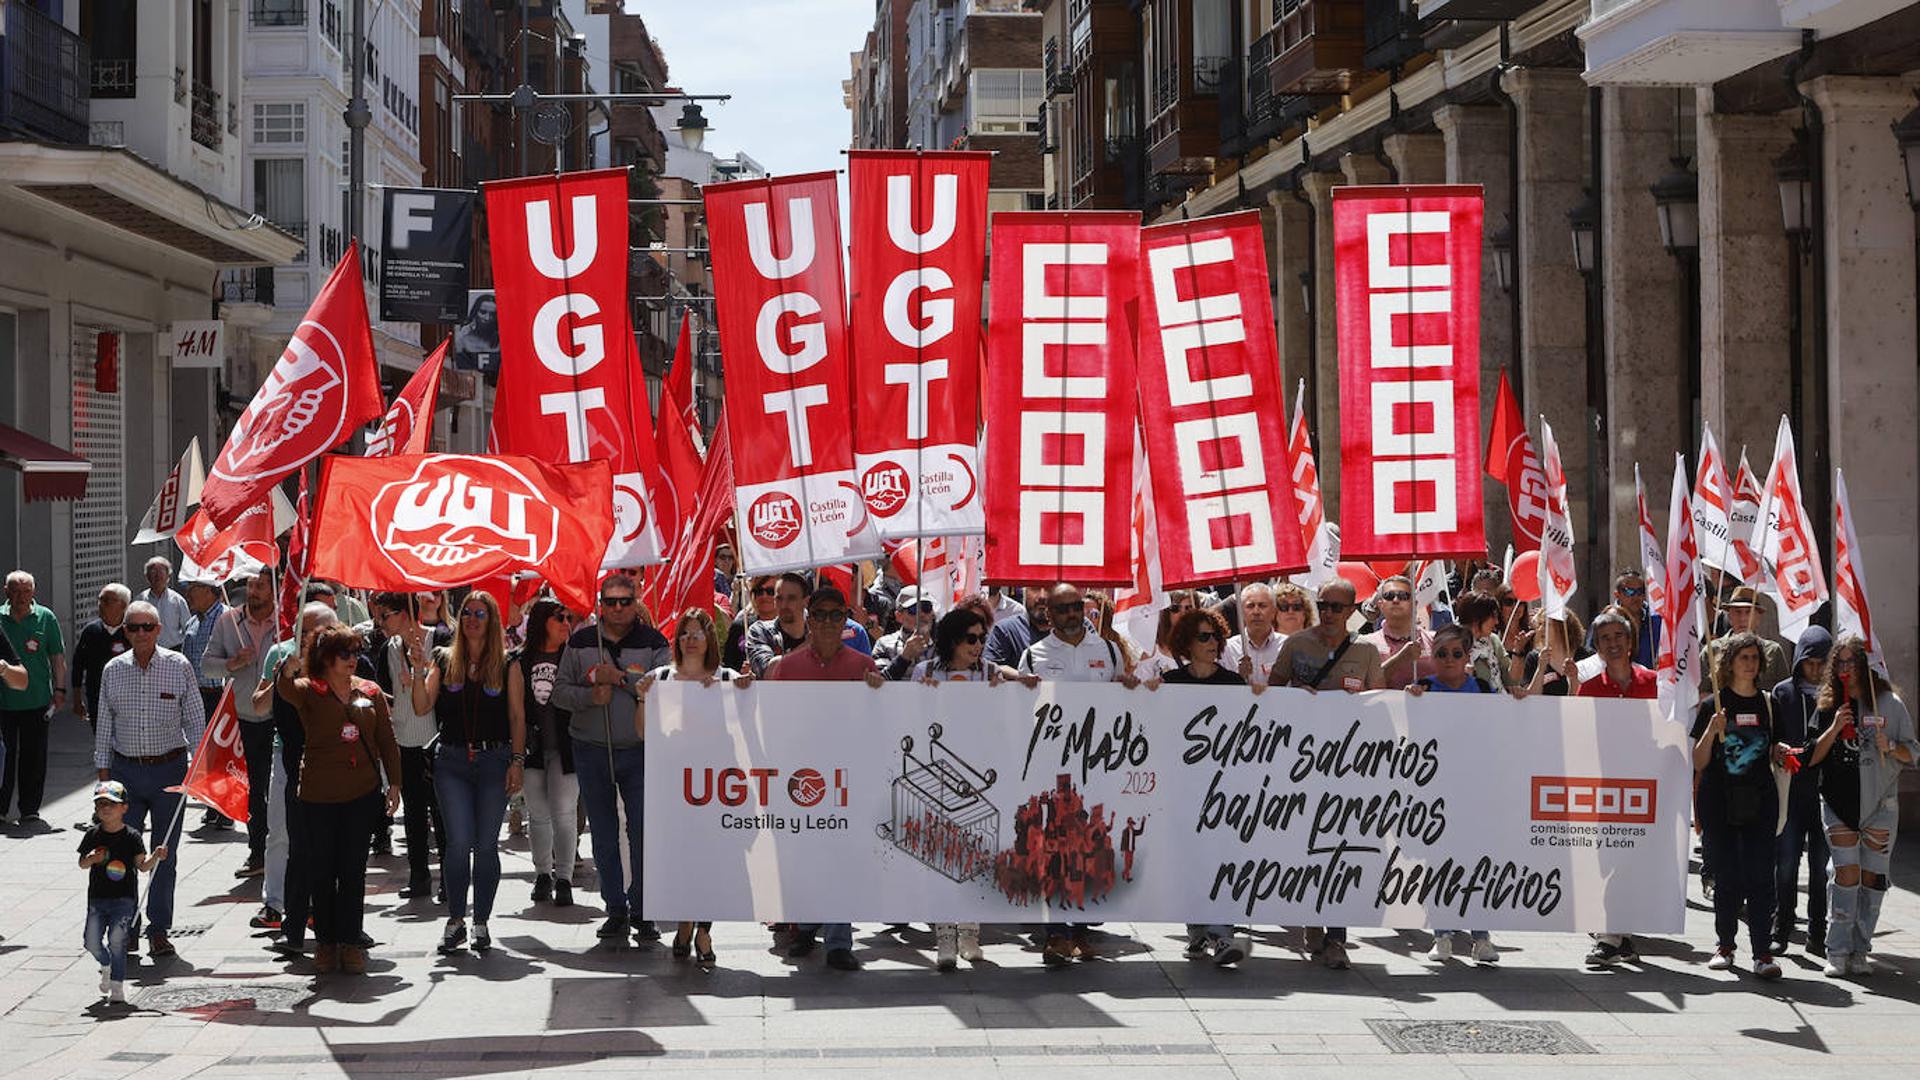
[
  {"x1": 200, "y1": 245, "x2": 384, "y2": 528},
  {"x1": 176, "y1": 687, "x2": 249, "y2": 823},
  {"x1": 306, "y1": 453, "x2": 614, "y2": 615}
]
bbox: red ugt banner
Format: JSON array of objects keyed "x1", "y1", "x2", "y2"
[
  {"x1": 984, "y1": 212, "x2": 1140, "y2": 586},
  {"x1": 307, "y1": 453, "x2": 614, "y2": 614},
  {"x1": 484, "y1": 168, "x2": 665, "y2": 569},
  {"x1": 179, "y1": 686, "x2": 249, "y2": 823},
  {"x1": 201, "y1": 245, "x2": 382, "y2": 528},
  {"x1": 1136, "y1": 211, "x2": 1306, "y2": 586},
  {"x1": 1483, "y1": 369, "x2": 1545, "y2": 552},
  {"x1": 1333, "y1": 186, "x2": 1486, "y2": 560},
  {"x1": 705, "y1": 172, "x2": 878, "y2": 573},
  {"x1": 847, "y1": 150, "x2": 990, "y2": 539}
]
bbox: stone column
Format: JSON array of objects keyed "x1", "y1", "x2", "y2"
[
  {"x1": 1809, "y1": 75, "x2": 1919, "y2": 699},
  {"x1": 1383, "y1": 131, "x2": 1446, "y2": 185},
  {"x1": 1267, "y1": 188, "x2": 1313, "y2": 400},
  {"x1": 1696, "y1": 93, "x2": 1797, "y2": 464},
  {"x1": 1601, "y1": 86, "x2": 1690, "y2": 573},
  {"x1": 1434, "y1": 102, "x2": 1517, "y2": 557}
]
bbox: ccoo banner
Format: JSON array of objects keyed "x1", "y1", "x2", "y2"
[
  {"x1": 1135, "y1": 211, "x2": 1306, "y2": 587},
  {"x1": 643, "y1": 682, "x2": 1689, "y2": 931},
  {"x1": 983, "y1": 212, "x2": 1141, "y2": 586},
  {"x1": 1333, "y1": 186, "x2": 1486, "y2": 560},
  {"x1": 379, "y1": 187, "x2": 473, "y2": 324},
  {"x1": 706, "y1": 172, "x2": 879, "y2": 573},
  {"x1": 847, "y1": 150, "x2": 991, "y2": 540}
]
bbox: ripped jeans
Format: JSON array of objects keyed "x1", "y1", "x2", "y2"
[{"x1": 1824, "y1": 797, "x2": 1899, "y2": 960}]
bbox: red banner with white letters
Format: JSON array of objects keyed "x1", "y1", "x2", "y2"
[
  {"x1": 483, "y1": 168, "x2": 665, "y2": 569},
  {"x1": 705, "y1": 171, "x2": 878, "y2": 573},
  {"x1": 1333, "y1": 186, "x2": 1486, "y2": 560},
  {"x1": 983, "y1": 212, "x2": 1140, "y2": 586},
  {"x1": 1135, "y1": 211, "x2": 1305, "y2": 586},
  {"x1": 179, "y1": 687, "x2": 249, "y2": 822},
  {"x1": 847, "y1": 150, "x2": 990, "y2": 539}
]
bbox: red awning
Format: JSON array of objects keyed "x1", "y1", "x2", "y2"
[{"x1": 0, "y1": 423, "x2": 91, "y2": 502}]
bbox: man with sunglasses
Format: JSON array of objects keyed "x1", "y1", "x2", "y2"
[
  {"x1": 723, "y1": 575, "x2": 779, "y2": 672},
  {"x1": 765, "y1": 586, "x2": 885, "y2": 970},
  {"x1": 984, "y1": 586, "x2": 1051, "y2": 670},
  {"x1": 1274, "y1": 580, "x2": 1383, "y2": 970},
  {"x1": 1583, "y1": 571, "x2": 1662, "y2": 670},
  {"x1": 744, "y1": 573, "x2": 814, "y2": 677},
  {"x1": 553, "y1": 573, "x2": 670, "y2": 945},
  {"x1": 1222, "y1": 583, "x2": 1286, "y2": 686},
  {"x1": 1359, "y1": 576, "x2": 1434, "y2": 690},
  {"x1": 92, "y1": 600, "x2": 206, "y2": 960},
  {"x1": 872, "y1": 586, "x2": 936, "y2": 681}
]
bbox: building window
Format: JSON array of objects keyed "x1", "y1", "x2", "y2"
[
  {"x1": 252, "y1": 102, "x2": 305, "y2": 144},
  {"x1": 319, "y1": 0, "x2": 342, "y2": 49},
  {"x1": 250, "y1": 0, "x2": 306, "y2": 27},
  {"x1": 970, "y1": 69, "x2": 1043, "y2": 135},
  {"x1": 253, "y1": 158, "x2": 307, "y2": 258}
]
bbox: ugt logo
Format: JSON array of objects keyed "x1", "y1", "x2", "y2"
[
  {"x1": 861, "y1": 462, "x2": 910, "y2": 518},
  {"x1": 372, "y1": 456, "x2": 560, "y2": 585},
  {"x1": 748, "y1": 491, "x2": 803, "y2": 549},
  {"x1": 684, "y1": 767, "x2": 848, "y2": 808}
]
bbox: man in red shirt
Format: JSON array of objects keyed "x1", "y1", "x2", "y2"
[
  {"x1": 1573, "y1": 611, "x2": 1658, "y2": 700},
  {"x1": 765, "y1": 585, "x2": 884, "y2": 970}
]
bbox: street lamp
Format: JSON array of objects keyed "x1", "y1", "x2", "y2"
[
  {"x1": 1774, "y1": 130, "x2": 1812, "y2": 239},
  {"x1": 1489, "y1": 216, "x2": 1515, "y2": 293},
  {"x1": 1567, "y1": 192, "x2": 1596, "y2": 275},
  {"x1": 677, "y1": 102, "x2": 710, "y2": 154},
  {"x1": 1649, "y1": 157, "x2": 1699, "y2": 256}
]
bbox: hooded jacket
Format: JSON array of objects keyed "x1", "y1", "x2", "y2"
[{"x1": 1769, "y1": 625, "x2": 1832, "y2": 801}]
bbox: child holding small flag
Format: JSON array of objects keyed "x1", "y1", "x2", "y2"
[{"x1": 78, "y1": 780, "x2": 168, "y2": 1003}]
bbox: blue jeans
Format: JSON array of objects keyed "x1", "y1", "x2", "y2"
[
  {"x1": 573, "y1": 741, "x2": 645, "y2": 919},
  {"x1": 84, "y1": 896, "x2": 137, "y2": 981},
  {"x1": 109, "y1": 755, "x2": 186, "y2": 937},
  {"x1": 434, "y1": 745, "x2": 510, "y2": 922},
  {"x1": 799, "y1": 922, "x2": 854, "y2": 951}
]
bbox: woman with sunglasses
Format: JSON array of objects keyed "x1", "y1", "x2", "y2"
[
  {"x1": 1271, "y1": 582, "x2": 1316, "y2": 638},
  {"x1": 1691, "y1": 632, "x2": 1787, "y2": 979},
  {"x1": 724, "y1": 576, "x2": 779, "y2": 672},
  {"x1": 1406, "y1": 624, "x2": 1500, "y2": 963},
  {"x1": 910, "y1": 606, "x2": 1001, "y2": 969},
  {"x1": 411, "y1": 591, "x2": 523, "y2": 955},
  {"x1": 510, "y1": 598, "x2": 581, "y2": 908},
  {"x1": 1133, "y1": 589, "x2": 1195, "y2": 681},
  {"x1": 276, "y1": 624, "x2": 401, "y2": 974},
  {"x1": 635, "y1": 607, "x2": 751, "y2": 964},
  {"x1": 1802, "y1": 635, "x2": 1917, "y2": 976}
]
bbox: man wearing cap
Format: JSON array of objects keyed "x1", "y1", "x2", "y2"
[
  {"x1": 1704, "y1": 587, "x2": 1789, "y2": 691},
  {"x1": 94, "y1": 599, "x2": 206, "y2": 959},
  {"x1": 179, "y1": 576, "x2": 231, "y2": 830},
  {"x1": 872, "y1": 587, "x2": 935, "y2": 681}
]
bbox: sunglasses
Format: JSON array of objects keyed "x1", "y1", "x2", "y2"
[
  {"x1": 1377, "y1": 591, "x2": 1411, "y2": 602},
  {"x1": 1194, "y1": 630, "x2": 1220, "y2": 643},
  {"x1": 961, "y1": 632, "x2": 985, "y2": 644},
  {"x1": 753, "y1": 586, "x2": 777, "y2": 597},
  {"x1": 1434, "y1": 648, "x2": 1467, "y2": 660},
  {"x1": 600, "y1": 596, "x2": 636, "y2": 607},
  {"x1": 679, "y1": 628, "x2": 708, "y2": 639},
  {"x1": 340, "y1": 648, "x2": 364, "y2": 661},
  {"x1": 807, "y1": 609, "x2": 847, "y2": 623},
  {"x1": 1317, "y1": 601, "x2": 1351, "y2": 613},
  {"x1": 125, "y1": 622, "x2": 160, "y2": 633},
  {"x1": 1617, "y1": 586, "x2": 1647, "y2": 598},
  {"x1": 1276, "y1": 602, "x2": 1307, "y2": 613},
  {"x1": 1049, "y1": 602, "x2": 1084, "y2": 613},
  {"x1": 459, "y1": 607, "x2": 490, "y2": 619}
]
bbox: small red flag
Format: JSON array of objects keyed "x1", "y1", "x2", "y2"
[
  {"x1": 178, "y1": 687, "x2": 250, "y2": 823},
  {"x1": 368, "y1": 341, "x2": 447, "y2": 457}
]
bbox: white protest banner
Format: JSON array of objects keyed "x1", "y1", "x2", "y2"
[{"x1": 645, "y1": 682, "x2": 1689, "y2": 932}]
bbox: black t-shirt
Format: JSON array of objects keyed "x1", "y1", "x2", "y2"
[
  {"x1": 433, "y1": 648, "x2": 512, "y2": 746},
  {"x1": 1162, "y1": 665, "x2": 1246, "y2": 686},
  {"x1": 516, "y1": 648, "x2": 572, "y2": 773},
  {"x1": 1690, "y1": 690, "x2": 1777, "y2": 829},
  {"x1": 1811, "y1": 701, "x2": 1864, "y2": 829},
  {"x1": 78, "y1": 825, "x2": 145, "y2": 902}
]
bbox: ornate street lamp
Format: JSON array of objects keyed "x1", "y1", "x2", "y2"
[
  {"x1": 1649, "y1": 157, "x2": 1699, "y2": 256},
  {"x1": 1567, "y1": 192, "x2": 1596, "y2": 275},
  {"x1": 677, "y1": 102, "x2": 710, "y2": 154},
  {"x1": 1774, "y1": 129, "x2": 1813, "y2": 239}
]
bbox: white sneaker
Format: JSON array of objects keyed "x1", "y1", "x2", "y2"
[
  {"x1": 935, "y1": 925, "x2": 958, "y2": 971},
  {"x1": 108, "y1": 981, "x2": 126, "y2": 1004},
  {"x1": 1824, "y1": 955, "x2": 1850, "y2": 978},
  {"x1": 957, "y1": 926, "x2": 983, "y2": 963},
  {"x1": 1754, "y1": 956, "x2": 1782, "y2": 980},
  {"x1": 1850, "y1": 954, "x2": 1874, "y2": 975},
  {"x1": 1427, "y1": 934, "x2": 1453, "y2": 961},
  {"x1": 1470, "y1": 938, "x2": 1499, "y2": 964},
  {"x1": 1706, "y1": 946, "x2": 1734, "y2": 971},
  {"x1": 98, "y1": 965, "x2": 110, "y2": 994}
]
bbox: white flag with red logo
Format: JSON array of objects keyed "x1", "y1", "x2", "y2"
[
  {"x1": 1634, "y1": 463, "x2": 1667, "y2": 618},
  {"x1": 1728, "y1": 449, "x2": 1764, "y2": 583},
  {"x1": 1749, "y1": 416, "x2": 1826, "y2": 644},
  {"x1": 1113, "y1": 429, "x2": 1166, "y2": 660},
  {"x1": 706, "y1": 172, "x2": 880, "y2": 573},
  {"x1": 1832, "y1": 468, "x2": 1886, "y2": 676},
  {"x1": 132, "y1": 438, "x2": 204, "y2": 544},
  {"x1": 367, "y1": 341, "x2": 446, "y2": 457},
  {"x1": 982, "y1": 212, "x2": 1140, "y2": 585},
  {"x1": 1660, "y1": 454, "x2": 1705, "y2": 722},
  {"x1": 1135, "y1": 212, "x2": 1305, "y2": 586},
  {"x1": 847, "y1": 150, "x2": 989, "y2": 540},
  {"x1": 1284, "y1": 381, "x2": 1340, "y2": 589},
  {"x1": 1692, "y1": 423, "x2": 1737, "y2": 576},
  {"x1": 484, "y1": 168, "x2": 665, "y2": 570},
  {"x1": 200, "y1": 245, "x2": 383, "y2": 528},
  {"x1": 307, "y1": 453, "x2": 614, "y2": 614},
  {"x1": 1535, "y1": 418, "x2": 1578, "y2": 620}
]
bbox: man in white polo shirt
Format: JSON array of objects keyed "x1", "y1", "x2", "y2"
[{"x1": 1222, "y1": 582, "x2": 1285, "y2": 685}]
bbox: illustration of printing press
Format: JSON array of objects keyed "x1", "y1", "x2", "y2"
[{"x1": 879, "y1": 724, "x2": 1000, "y2": 883}]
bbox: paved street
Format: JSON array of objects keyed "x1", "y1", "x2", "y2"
[{"x1": 2, "y1": 717, "x2": 1918, "y2": 1080}]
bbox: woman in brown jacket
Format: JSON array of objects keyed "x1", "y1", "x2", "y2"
[{"x1": 277, "y1": 624, "x2": 401, "y2": 975}]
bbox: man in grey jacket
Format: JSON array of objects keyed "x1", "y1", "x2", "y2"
[{"x1": 552, "y1": 573, "x2": 669, "y2": 945}]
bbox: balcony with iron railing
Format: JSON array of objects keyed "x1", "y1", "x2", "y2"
[
  {"x1": 190, "y1": 82, "x2": 222, "y2": 149},
  {"x1": 89, "y1": 57, "x2": 134, "y2": 99},
  {"x1": 220, "y1": 266, "x2": 277, "y2": 306},
  {"x1": 1362, "y1": 0, "x2": 1423, "y2": 71},
  {"x1": 1271, "y1": 0, "x2": 1367, "y2": 96},
  {"x1": 1, "y1": 2, "x2": 91, "y2": 145}
]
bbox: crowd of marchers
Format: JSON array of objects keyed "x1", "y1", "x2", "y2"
[{"x1": 0, "y1": 548, "x2": 1910, "y2": 1004}]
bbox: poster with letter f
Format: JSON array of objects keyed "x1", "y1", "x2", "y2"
[
  {"x1": 705, "y1": 171, "x2": 879, "y2": 573},
  {"x1": 1332, "y1": 186, "x2": 1486, "y2": 560},
  {"x1": 983, "y1": 212, "x2": 1140, "y2": 586},
  {"x1": 484, "y1": 167, "x2": 666, "y2": 569},
  {"x1": 1135, "y1": 211, "x2": 1305, "y2": 586},
  {"x1": 847, "y1": 150, "x2": 989, "y2": 540}
]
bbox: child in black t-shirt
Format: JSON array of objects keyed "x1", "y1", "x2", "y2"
[{"x1": 78, "y1": 781, "x2": 167, "y2": 1003}]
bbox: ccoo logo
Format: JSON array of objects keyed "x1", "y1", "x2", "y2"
[
  {"x1": 213, "y1": 320, "x2": 350, "y2": 482},
  {"x1": 861, "y1": 462, "x2": 910, "y2": 518},
  {"x1": 748, "y1": 491, "x2": 803, "y2": 549},
  {"x1": 371, "y1": 456, "x2": 560, "y2": 587},
  {"x1": 1530, "y1": 776, "x2": 1657, "y2": 824}
]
